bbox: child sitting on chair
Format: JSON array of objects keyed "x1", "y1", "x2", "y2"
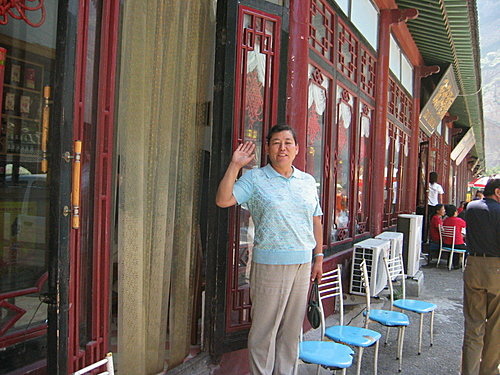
[{"x1": 442, "y1": 204, "x2": 467, "y2": 269}]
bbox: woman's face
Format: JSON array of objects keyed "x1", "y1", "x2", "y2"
[
  {"x1": 267, "y1": 130, "x2": 299, "y2": 169},
  {"x1": 437, "y1": 206, "x2": 445, "y2": 216}
]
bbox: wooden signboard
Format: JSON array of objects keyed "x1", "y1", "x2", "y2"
[{"x1": 419, "y1": 65, "x2": 459, "y2": 136}]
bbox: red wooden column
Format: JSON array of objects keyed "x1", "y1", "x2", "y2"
[
  {"x1": 370, "y1": 8, "x2": 417, "y2": 234},
  {"x1": 406, "y1": 65, "x2": 440, "y2": 212},
  {"x1": 286, "y1": 0, "x2": 309, "y2": 170}
]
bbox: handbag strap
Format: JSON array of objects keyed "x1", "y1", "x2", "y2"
[{"x1": 310, "y1": 280, "x2": 319, "y2": 303}]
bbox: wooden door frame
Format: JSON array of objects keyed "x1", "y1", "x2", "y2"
[
  {"x1": 206, "y1": 0, "x2": 289, "y2": 357},
  {"x1": 46, "y1": 1, "x2": 78, "y2": 373},
  {"x1": 67, "y1": 0, "x2": 120, "y2": 372}
]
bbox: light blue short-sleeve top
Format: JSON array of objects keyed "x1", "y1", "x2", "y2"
[{"x1": 233, "y1": 164, "x2": 323, "y2": 265}]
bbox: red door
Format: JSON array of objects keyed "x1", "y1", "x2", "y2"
[
  {"x1": 207, "y1": 1, "x2": 284, "y2": 356},
  {"x1": 0, "y1": 1, "x2": 119, "y2": 374},
  {"x1": 66, "y1": 0, "x2": 119, "y2": 373}
]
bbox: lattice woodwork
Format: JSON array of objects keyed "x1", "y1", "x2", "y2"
[
  {"x1": 383, "y1": 123, "x2": 409, "y2": 227},
  {"x1": 388, "y1": 78, "x2": 413, "y2": 129},
  {"x1": 227, "y1": 6, "x2": 280, "y2": 330},
  {"x1": 419, "y1": 128, "x2": 428, "y2": 143},
  {"x1": 383, "y1": 123, "x2": 395, "y2": 229},
  {"x1": 360, "y1": 48, "x2": 376, "y2": 98},
  {"x1": 388, "y1": 79, "x2": 396, "y2": 117},
  {"x1": 332, "y1": 86, "x2": 354, "y2": 243},
  {"x1": 398, "y1": 89, "x2": 412, "y2": 128},
  {"x1": 0, "y1": 273, "x2": 47, "y2": 346},
  {"x1": 356, "y1": 102, "x2": 372, "y2": 235},
  {"x1": 309, "y1": 0, "x2": 335, "y2": 63},
  {"x1": 337, "y1": 21, "x2": 358, "y2": 82}
]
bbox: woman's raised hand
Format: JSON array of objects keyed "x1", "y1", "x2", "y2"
[{"x1": 232, "y1": 141, "x2": 256, "y2": 168}]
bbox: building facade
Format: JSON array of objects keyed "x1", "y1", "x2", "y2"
[{"x1": 0, "y1": 0, "x2": 483, "y2": 374}]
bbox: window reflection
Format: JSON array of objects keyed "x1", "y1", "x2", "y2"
[
  {"x1": 357, "y1": 104, "x2": 371, "y2": 234},
  {"x1": 306, "y1": 65, "x2": 328, "y2": 201},
  {"x1": 332, "y1": 87, "x2": 352, "y2": 242},
  {"x1": 351, "y1": 0, "x2": 378, "y2": 49},
  {"x1": 0, "y1": 3, "x2": 57, "y2": 364}
]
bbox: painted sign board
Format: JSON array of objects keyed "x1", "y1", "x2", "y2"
[{"x1": 419, "y1": 65, "x2": 459, "y2": 136}]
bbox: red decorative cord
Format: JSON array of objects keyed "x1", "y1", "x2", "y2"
[{"x1": 0, "y1": 0, "x2": 46, "y2": 27}]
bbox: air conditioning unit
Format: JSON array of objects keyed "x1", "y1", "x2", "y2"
[
  {"x1": 375, "y1": 231, "x2": 404, "y2": 262},
  {"x1": 397, "y1": 214, "x2": 423, "y2": 277},
  {"x1": 350, "y1": 238, "x2": 390, "y2": 297}
]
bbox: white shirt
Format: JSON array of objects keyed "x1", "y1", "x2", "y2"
[{"x1": 428, "y1": 182, "x2": 444, "y2": 206}]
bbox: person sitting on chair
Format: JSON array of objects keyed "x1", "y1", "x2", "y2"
[
  {"x1": 427, "y1": 204, "x2": 445, "y2": 263},
  {"x1": 458, "y1": 201, "x2": 468, "y2": 220},
  {"x1": 457, "y1": 201, "x2": 466, "y2": 214},
  {"x1": 442, "y1": 204, "x2": 467, "y2": 269}
]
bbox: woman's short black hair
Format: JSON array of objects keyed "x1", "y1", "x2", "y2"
[
  {"x1": 266, "y1": 124, "x2": 298, "y2": 145},
  {"x1": 445, "y1": 204, "x2": 457, "y2": 217},
  {"x1": 484, "y1": 178, "x2": 500, "y2": 196}
]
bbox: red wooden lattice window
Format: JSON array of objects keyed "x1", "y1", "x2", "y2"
[
  {"x1": 396, "y1": 131, "x2": 409, "y2": 214},
  {"x1": 360, "y1": 47, "x2": 376, "y2": 98},
  {"x1": 308, "y1": 0, "x2": 377, "y2": 89},
  {"x1": 419, "y1": 128, "x2": 429, "y2": 144},
  {"x1": 306, "y1": 65, "x2": 330, "y2": 208},
  {"x1": 306, "y1": 1, "x2": 377, "y2": 243},
  {"x1": 309, "y1": 0, "x2": 335, "y2": 63},
  {"x1": 331, "y1": 85, "x2": 354, "y2": 244},
  {"x1": 356, "y1": 102, "x2": 373, "y2": 235},
  {"x1": 434, "y1": 132, "x2": 451, "y2": 202},
  {"x1": 337, "y1": 20, "x2": 358, "y2": 83},
  {"x1": 383, "y1": 123, "x2": 409, "y2": 228},
  {"x1": 227, "y1": 6, "x2": 281, "y2": 330},
  {"x1": 388, "y1": 79, "x2": 396, "y2": 116},
  {"x1": 388, "y1": 78, "x2": 413, "y2": 129},
  {"x1": 429, "y1": 133, "x2": 440, "y2": 173}
]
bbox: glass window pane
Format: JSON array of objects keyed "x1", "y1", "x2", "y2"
[
  {"x1": 436, "y1": 120, "x2": 442, "y2": 135},
  {"x1": 357, "y1": 104, "x2": 372, "y2": 234},
  {"x1": 0, "y1": 0, "x2": 59, "y2": 368},
  {"x1": 389, "y1": 34, "x2": 400, "y2": 77},
  {"x1": 351, "y1": 0, "x2": 379, "y2": 49},
  {"x1": 401, "y1": 54, "x2": 413, "y2": 94},
  {"x1": 306, "y1": 65, "x2": 328, "y2": 202},
  {"x1": 333, "y1": 0, "x2": 349, "y2": 16},
  {"x1": 383, "y1": 123, "x2": 392, "y2": 227},
  {"x1": 332, "y1": 86, "x2": 353, "y2": 242},
  {"x1": 392, "y1": 129, "x2": 401, "y2": 217},
  {"x1": 238, "y1": 27, "x2": 267, "y2": 289},
  {"x1": 229, "y1": 9, "x2": 280, "y2": 329}
]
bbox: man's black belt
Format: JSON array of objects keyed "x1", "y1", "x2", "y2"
[{"x1": 468, "y1": 252, "x2": 500, "y2": 257}]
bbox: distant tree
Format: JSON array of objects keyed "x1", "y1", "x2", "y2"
[{"x1": 485, "y1": 165, "x2": 500, "y2": 176}]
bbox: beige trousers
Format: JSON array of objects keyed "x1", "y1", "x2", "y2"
[
  {"x1": 248, "y1": 262, "x2": 311, "y2": 375},
  {"x1": 462, "y1": 256, "x2": 500, "y2": 375}
]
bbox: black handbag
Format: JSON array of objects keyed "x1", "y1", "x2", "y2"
[{"x1": 307, "y1": 280, "x2": 321, "y2": 329}]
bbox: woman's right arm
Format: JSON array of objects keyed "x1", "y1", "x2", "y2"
[{"x1": 215, "y1": 141, "x2": 256, "y2": 208}]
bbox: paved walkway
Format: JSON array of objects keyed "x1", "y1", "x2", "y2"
[{"x1": 299, "y1": 259, "x2": 464, "y2": 375}]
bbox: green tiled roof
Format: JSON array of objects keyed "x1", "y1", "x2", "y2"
[{"x1": 396, "y1": 0, "x2": 484, "y2": 161}]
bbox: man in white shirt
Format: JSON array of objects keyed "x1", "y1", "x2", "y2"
[
  {"x1": 428, "y1": 171, "x2": 444, "y2": 213},
  {"x1": 426, "y1": 172, "x2": 445, "y2": 242}
]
